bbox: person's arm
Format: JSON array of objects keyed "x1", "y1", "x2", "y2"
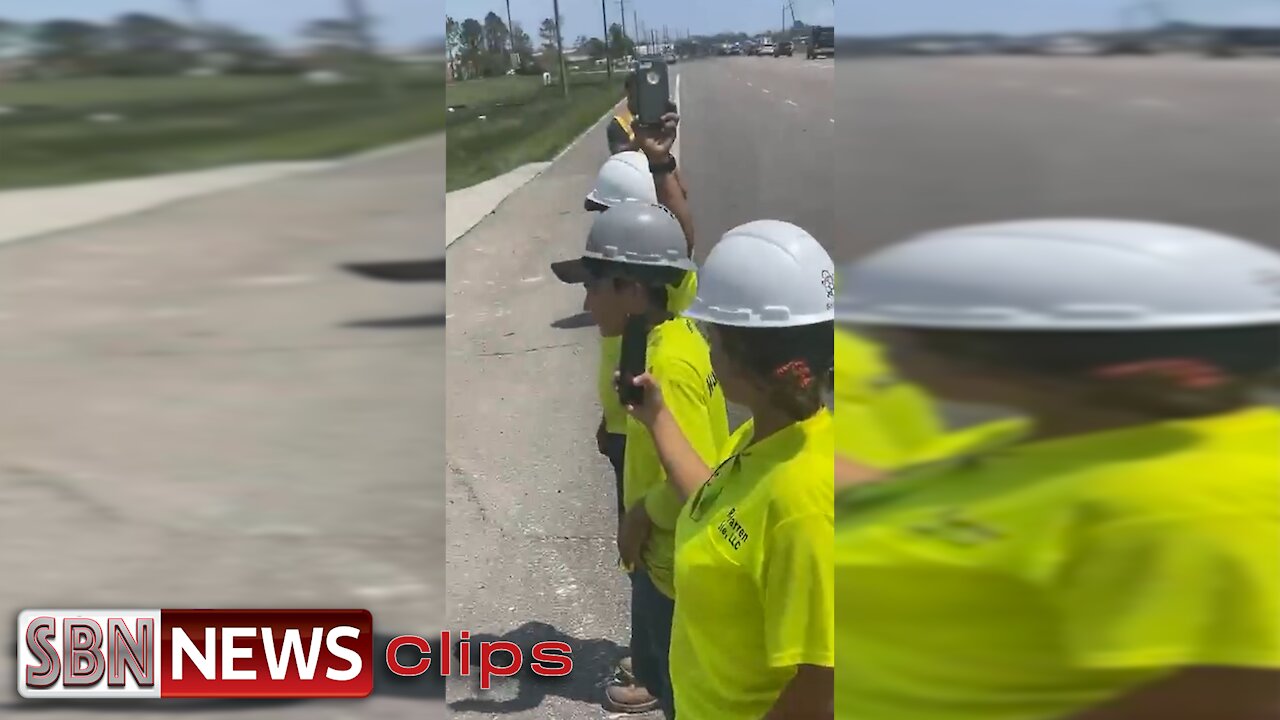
[
  {"x1": 1058, "y1": 668, "x2": 1280, "y2": 720},
  {"x1": 635, "y1": 114, "x2": 695, "y2": 256},
  {"x1": 647, "y1": 405, "x2": 711, "y2": 500},
  {"x1": 763, "y1": 665, "x2": 834, "y2": 720}
]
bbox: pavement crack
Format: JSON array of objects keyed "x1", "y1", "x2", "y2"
[
  {"x1": 0, "y1": 463, "x2": 186, "y2": 534},
  {"x1": 476, "y1": 341, "x2": 579, "y2": 358},
  {"x1": 448, "y1": 462, "x2": 489, "y2": 524}
]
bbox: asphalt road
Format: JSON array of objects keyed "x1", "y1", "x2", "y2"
[
  {"x1": 837, "y1": 56, "x2": 1280, "y2": 261},
  {"x1": 0, "y1": 138, "x2": 446, "y2": 718},
  {"x1": 681, "y1": 56, "x2": 836, "y2": 260}
]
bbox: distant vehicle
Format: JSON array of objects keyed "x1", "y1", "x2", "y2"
[
  {"x1": 808, "y1": 26, "x2": 835, "y2": 59},
  {"x1": 759, "y1": 41, "x2": 775, "y2": 56},
  {"x1": 729, "y1": 43, "x2": 744, "y2": 55},
  {"x1": 664, "y1": 52, "x2": 678, "y2": 64},
  {"x1": 774, "y1": 40, "x2": 794, "y2": 57},
  {"x1": 1040, "y1": 35, "x2": 1103, "y2": 56}
]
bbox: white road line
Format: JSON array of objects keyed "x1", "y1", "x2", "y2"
[
  {"x1": 829, "y1": 118, "x2": 835, "y2": 123},
  {"x1": 521, "y1": 275, "x2": 543, "y2": 283},
  {"x1": 762, "y1": 88, "x2": 771, "y2": 94},
  {"x1": 747, "y1": 81, "x2": 754, "y2": 87},
  {"x1": 785, "y1": 99, "x2": 798, "y2": 107}
]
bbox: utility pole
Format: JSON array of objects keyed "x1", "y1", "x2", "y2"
[
  {"x1": 601, "y1": 0, "x2": 612, "y2": 79},
  {"x1": 344, "y1": 0, "x2": 396, "y2": 101},
  {"x1": 505, "y1": 0, "x2": 517, "y2": 69},
  {"x1": 552, "y1": 0, "x2": 568, "y2": 97}
]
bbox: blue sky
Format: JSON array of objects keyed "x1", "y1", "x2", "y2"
[
  {"x1": 842, "y1": 0, "x2": 1280, "y2": 36},
  {"x1": 0, "y1": 0, "x2": 443, "y2": 50},
  {"x1": 446, "y1": 0, "x2": 836, "y2": 45}
]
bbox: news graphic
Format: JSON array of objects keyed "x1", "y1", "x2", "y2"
[{"x1": 18, "y1": 609, "x2": 574, "y2": 699}]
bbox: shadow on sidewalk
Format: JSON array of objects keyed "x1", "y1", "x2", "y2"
[
  {"x1": 551, "y1": 312, "x2": 595, "y2": 330},
  {"x1": 447, "y1": 621, "x2": 625, "y2": 714}
]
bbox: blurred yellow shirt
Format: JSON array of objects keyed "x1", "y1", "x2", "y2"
[
  {"x1": 834, "y1": 406, "x2": 1280, "y2": 720},
  {"x1": 667, "y1": 269, "x2": 698, "y2": 313},
  {"x1": 623, "y1": 316, "x2": 729, "y2": 598},
  {"x1": 671, "y1": 410, "x2": 834, "y2": 719}
]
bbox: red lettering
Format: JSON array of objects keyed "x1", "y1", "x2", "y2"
[
  {"x1": 529, "y1": 641, "x2": 572, "y2": 677},
  {"x1": 478, "y1": 641, "x2": 523, "y2": 690},
  {"x1": 385, "y1": 635, "x2": 431, "y2": 677}
]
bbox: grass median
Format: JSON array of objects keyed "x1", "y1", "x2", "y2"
[
  {"x1": 0, "y1": 68, "x2": 444, "y2": 190},
  {"x1": 446, "y1": 71, "x2": 625, "y2": 192}
]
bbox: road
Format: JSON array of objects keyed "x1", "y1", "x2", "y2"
[
  {"x1": 445, "y1": 55, "x2": 833, "y2": 719},
  {"x1": 838, "y1": 56, "x2": 1280, "y2": 261},
  {"x1": 0, "y1": 138, "x2": 446, "y2": 718}
]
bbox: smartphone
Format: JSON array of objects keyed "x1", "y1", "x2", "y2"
[
  {"x1": 618, "y1": 315, "x2": 649, "y2": 407},
  {"x1": 633, "y1": 57, "x2": 670, "y2": 127}
]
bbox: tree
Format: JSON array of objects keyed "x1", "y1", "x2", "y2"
[
  {"x1": 582, "y1": 37, "x2": 607, "y2": 59},
  {"x1": 482, "y1": 11, "x2": 508, "y2": 57},
  {"x1": 302, "y1": 18, "x2": 363, "y2": 51},
  {"x1": 510, "y1": 21, "x2": 533, "y2": 69},
  {"x1": 608, "y1": 23, "x2": 634, "y2": 60},
  {"x1": 458, "y1": 17, "x2": 483, "y2": 78},
  {"x1": 34, "y1": 19, "x2": 108, "y2": 74},
  {"x1": 538, "y1": 17, "x2": 561, "y2": 70},
  {"x1": 445, "y1": 15, "x2": 460, "y2": 78},
  {"x1": 113, "y1": 12, "x2": 186, "y2": 55}
]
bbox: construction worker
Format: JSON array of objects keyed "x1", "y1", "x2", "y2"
[
  {"x1": 623, "y1": 220, "x2": 835, "y2": 719},
  {"x1": 552, "y1": 201, "x2": 729, "y2": 717},
  {"x1": 563, "y1": 141, "x2": 696, "y2": 712},
  {"x1": 833, "y1": 219, "x2": 1280, "y2": 720}
]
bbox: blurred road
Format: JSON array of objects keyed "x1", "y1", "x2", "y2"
[
  {"x1": 0, "y1": 138, "x2": 446, "y2": 718},
  {"x1": 837, "y1": 56, "x2": 1280, "y2": 261},
  {"x1": 445, "y1": 55, "x2": 834, "y2": 719}
]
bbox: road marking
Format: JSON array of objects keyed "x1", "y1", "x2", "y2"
[
  {"x1": 830, "y1": 118, "x2": 835, "y2": 123},
  {"x1": 762, "y1": 88, "x2": 771, "y2": 94},
  {"x1": 785, "y1": 99, "x2": 798, "y2": 107},
  {"x1": 521, "y1": 275, "x2": 543, "y2": 283},
  {"x1": 747, "y1": 81, "x2": 754, "y2": 87}
]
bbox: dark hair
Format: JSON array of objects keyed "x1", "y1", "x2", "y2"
[
  {"x1": 909, "y1": 324, "x2": 1280, "y2": 416},
  {"x1": 716, "y1": 321, "x2": 834, "y2": 421},
  {"x1": 583, "y1": 257, "x2": 682, "y2": 310}
]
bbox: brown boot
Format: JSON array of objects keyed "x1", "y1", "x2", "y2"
[
  {"x1": 615, "y1": 655, "x2": 636, "y2": 684},
  {"x1": 604, "y1": 681, "x2": 659, "y2": 713}
]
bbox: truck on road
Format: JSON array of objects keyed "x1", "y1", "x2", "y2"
[{"x1": 808, "y1": 25, "x2": 835, "y2": 59}]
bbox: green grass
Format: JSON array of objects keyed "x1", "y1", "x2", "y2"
[
  {"x1": 0, "y1": 69, "x2": 444, "y2": 190},
  {"x1": 445, "y1": 71, "x2": 625, "y2": 191}
]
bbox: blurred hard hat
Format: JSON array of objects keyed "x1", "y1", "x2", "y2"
[
  {"x1": 585, "y1": 151, "x2": 656, "y2": 209},
  {"x1": 685, "y1": 220, "x2": 835, "y2": 327},
  {"x1": 836, "y1": 219, "x2": 1280, "y2": 331}
]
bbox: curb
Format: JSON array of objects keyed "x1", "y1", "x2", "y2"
[
  {"x1": 445, "y1": 94, "x2": 628, "y2": 249},
  {"x1": 0, "y1": 133, "x2": 442, "y2": 250}
]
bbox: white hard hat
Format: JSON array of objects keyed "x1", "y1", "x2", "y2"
[
  {"x1": 685, "y1": 220, "x2": 835, "y2": 328},
  {"x1": 552, "y1": 201, "x2": 695, "y2": 283},
  {"x1": 837, "y1": 219, "x2": 1280, "y2": 331},
  {"x1": 585, "y1": 151, "x2": 656, "y2": 209}
]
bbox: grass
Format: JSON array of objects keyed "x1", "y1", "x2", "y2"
[
  {"x1": 445, "y1": 71, "x2": 626, "y2": 191},
  {"x1": 0, "y1": 68, "x2": 444, "y2": 190}
]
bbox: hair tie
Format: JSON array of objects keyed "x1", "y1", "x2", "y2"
[
  {"x1": 1092, "y1": 358, "x2": 1228, "y2": 389},
  {"x1": 775, "y1": 360, "x2": 814, "y2": 389}
]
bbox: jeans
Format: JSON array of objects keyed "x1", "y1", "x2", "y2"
[{"x1": 630, "y1": 570, "x2": 676, "y2": 719}]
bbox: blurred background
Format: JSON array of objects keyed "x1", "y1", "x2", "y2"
[{"x1": 0, "y1": 1, "x2": 445, "y2": 717}]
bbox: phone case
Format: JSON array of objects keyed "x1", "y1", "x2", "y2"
[{"x1": 618, "y1": 315, "x2": 649, "y2": 406}]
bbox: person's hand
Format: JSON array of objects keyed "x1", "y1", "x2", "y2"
[
  {"x1": 618, "y1": 502, "x2": 653, "y2": 570},
  {"x1": 596, "y1": 417, "x2": 609, "y2": 456},
  {"x1": 633, "y1": 113, "x2": 678, "y2": 163},
  {"x1": 615, "y1": 371, "x2": 667, "y2": 429}
]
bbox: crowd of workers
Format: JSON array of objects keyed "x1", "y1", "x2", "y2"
[{"x1": 539, "y1": 65, "x2": 1280, "y2": 720}]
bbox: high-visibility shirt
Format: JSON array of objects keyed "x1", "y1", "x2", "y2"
[
  {"x1": 670, "y1": 410, "x2": 835, "y2": 719},
  {"x1": 623, "y1": 317, "x2": 729, "y2": 598},
  {"x1": 834, "y1": 406, "x2": 1280, "y2": 720},
  {"x1": 598, "y1": 336, "x2": 628, "y2": 434}
]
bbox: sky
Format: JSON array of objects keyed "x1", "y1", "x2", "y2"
[
  {"x1": 0, "y1": 0, "x2": 444, "y2": 50},
  {"x1": 446, "y1": 0, "x2": 836, "y2": 46},
  {"x1": 841, "y1": 0, "x2": 1280, "y2": 36}
]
